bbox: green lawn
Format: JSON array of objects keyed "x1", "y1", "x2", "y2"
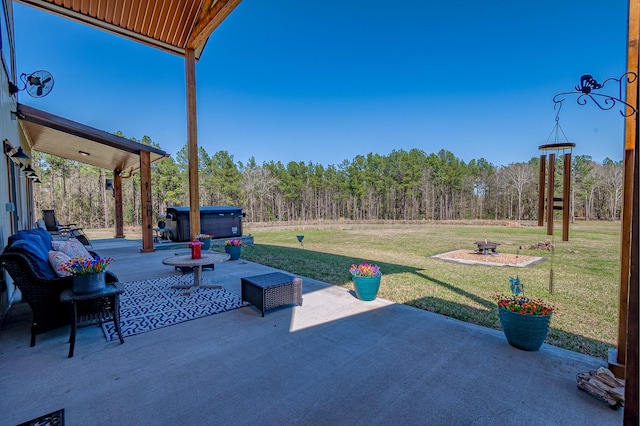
[{"x1": 240, "y1": 221, "x2": 622, "y2": 359}]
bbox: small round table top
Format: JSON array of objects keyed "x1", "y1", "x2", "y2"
[{"x1": 162, "y1": 252, "x2": 230, "y2": 267}]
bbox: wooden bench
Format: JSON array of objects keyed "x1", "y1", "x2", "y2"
[{"x1": 241, "y1": 272, "x2": 303, "y2": 316}]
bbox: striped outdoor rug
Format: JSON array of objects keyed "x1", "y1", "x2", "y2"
[{"x1": 102, "y1": 275, "x2": 247, "y2": 341}]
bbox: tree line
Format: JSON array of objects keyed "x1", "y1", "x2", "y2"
[{"x1": 31, "y1": 134, "x2": 624, "y2": 228}]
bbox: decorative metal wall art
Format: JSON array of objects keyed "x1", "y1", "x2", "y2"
[{"x1": 552, "y1": 72, "x2": 638, "y2": 117}]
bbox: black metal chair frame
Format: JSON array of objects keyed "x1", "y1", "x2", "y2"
[{"x1": 42, "y1": 209, "x2": 92, "y2": 247}]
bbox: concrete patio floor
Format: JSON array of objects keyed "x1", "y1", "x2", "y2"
[{"x1": 0, "y1": 239, "x2": 624, "y2": 425}]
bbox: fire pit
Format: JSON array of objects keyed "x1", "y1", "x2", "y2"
[{"x1": 474, "y1": 241, "x2": 500, "y2": 255}]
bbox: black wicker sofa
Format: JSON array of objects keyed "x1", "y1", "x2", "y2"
[{"x1": 0, "y1": 228, "x2": 118, "y2": 347}]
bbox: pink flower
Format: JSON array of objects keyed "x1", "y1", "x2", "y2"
[
  {"x1": 60, "y1": 256, "x2": 114, "y2": 275},
  {"x1": 349, "y1": 263, "x2": 381, "y2": 277}
]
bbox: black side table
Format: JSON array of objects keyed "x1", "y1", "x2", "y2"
[{"x1": 60, "y1": 284, "x2": 124, "y2": 358}]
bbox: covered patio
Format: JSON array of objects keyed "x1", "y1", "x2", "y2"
[
  {"x1": 0, "y1": 238, "x2": 624, "y2": 424},
  {"x1": 2, "y1": 0, "x2": 636, "y2": 423}
]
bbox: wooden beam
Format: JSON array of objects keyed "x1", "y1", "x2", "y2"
[
  {"x1": 113, "y1": 170, "x2": 124, "y2": 238},
  {"x1": 186, "y1": 0, "x2": 242, "y2": 53},
  {"x1": 622, "y1": 0, "x2": 639, "y2": 421},
  {"x1": 186, "y1": 48, "x2": 200, "y2": 240},
  {"x1": 613, "y1": 0, "x2": 640, "y2": 380},
  {"x1": 614, "y1": 150, "x2": 634, "y2": 378},
  {"x1": 139, "y1": 150, "x2": 155, "y2": 252},
  {"x1": 624, "y1": 106, "x2": 639, "y2": 426}
]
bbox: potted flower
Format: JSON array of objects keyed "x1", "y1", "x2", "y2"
[
  {"x1": 157, "y1": 214, "x2": 166, "y2": 229},
  {"x1": 225, "y1": 239, "x2": 243, "y2": 260},
  {"x1": 60, "y1": 256, "x2": 114, "y2": 294},
  {"x1": 196, "y1": 233, "x2": 213, "y2": 250},
  {"x1": 349, "y1": 263, "x2": 382, "y2": 301},
  {"x1": 495, "y1": 276, "x2": 554, "y2": 351}
]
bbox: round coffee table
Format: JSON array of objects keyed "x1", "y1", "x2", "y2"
[{"x1": 162, "y1": 252, "x2": 230, "y2": 295}]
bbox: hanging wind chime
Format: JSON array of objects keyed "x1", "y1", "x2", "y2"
[
  {"x1": 538, "y1": 103, "x2": 575, "y2": 294},
  {"x1": 538, "y1": 103, "x2": 575, "y2": 242}
]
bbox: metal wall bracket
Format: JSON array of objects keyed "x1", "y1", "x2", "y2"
[{"x1": 552, "y1": 73, "x2": 638, "y2": 117}]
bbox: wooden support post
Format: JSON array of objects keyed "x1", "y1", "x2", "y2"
[
  {"x1": 612, "y1": 130, "x2": 634, "y2": 380},
  {"x1": 611, "y1": 0, "x2": 640, "y2": 384},
  {"x1": 113, "y1": 171, "x2": 124, "y2": 238},
  {"x1": 546, "y1": 153, "x2": 555, "y2": 236},
  {"x1": 562, "y1": 153, "x2": 571, "y2": 241},
  {"x1": 185, "y1": 48, "x2": 200, "y2": 241},
  {"x1": 616, "y1": 3, "x2": 638, "y2": 422},
  {"x1": 140, "y1": 150, "x2": 155, "y2": 253},
  {"x1": 538, "y1": 154, "x2": 546, "y2": 227},
  {"x1": 624, "y1": 112, "x2": 639, "y2": 425}
]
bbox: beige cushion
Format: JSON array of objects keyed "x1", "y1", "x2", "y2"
[
  {"x1": 48, "y1": 250, "x2": 73, "y2": 277},
  {"x1": 52, "y1": 238, "x2": 92, "y2": 260}
]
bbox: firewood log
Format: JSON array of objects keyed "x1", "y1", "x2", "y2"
[{"x1": 576, "y1": 369, "x2": 625, "y2": 408}]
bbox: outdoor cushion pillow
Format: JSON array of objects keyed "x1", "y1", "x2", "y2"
[
  {"x1": 52, "y1": 238, "x2": 92, "y2": 260},
  {"x1": 9, "y1": 236, "x2": 57, "y2": 279},
  {"x1": 48, "y1": 250, "x2": 73, "y2": 277}
]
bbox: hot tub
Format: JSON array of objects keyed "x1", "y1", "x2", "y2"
[{"x1": 166, "y1": 206, "x2": 243, "y2": 242}]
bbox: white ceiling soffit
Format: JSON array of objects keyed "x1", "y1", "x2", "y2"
[{"x1": 17, "y1": 103, "x2": 169, "y2": 173}]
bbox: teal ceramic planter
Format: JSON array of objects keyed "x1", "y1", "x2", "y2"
[
  {"x1": 225, "y1": 245, "x2": 241, "y2": 260},
  {"x1": 498, "y1": 307, "x2": 552, "y2": 351},
  {"x1": 199, "y1": 238, "x2": 211, "y2": 251},
  {"x1": 352, "y1": 275, "x2": 381, "y2": 301}
]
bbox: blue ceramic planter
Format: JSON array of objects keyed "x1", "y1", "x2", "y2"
[
  {"x1": 353, "y1": 275, "x2": 381, "y2": 301},
  {"x1": 225, "y1": 245, "x2": 241, "y2": 260},
  {"x1": 199, "y1": 238, "x2": 211, "y2": 251},
  {"x1": 498, "y1": 307, "x2": 551, "y2": 351}
]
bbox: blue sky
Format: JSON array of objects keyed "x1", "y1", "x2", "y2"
[{"x1": 14, "y1": 0, "x2": 629, "y2": 168}]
